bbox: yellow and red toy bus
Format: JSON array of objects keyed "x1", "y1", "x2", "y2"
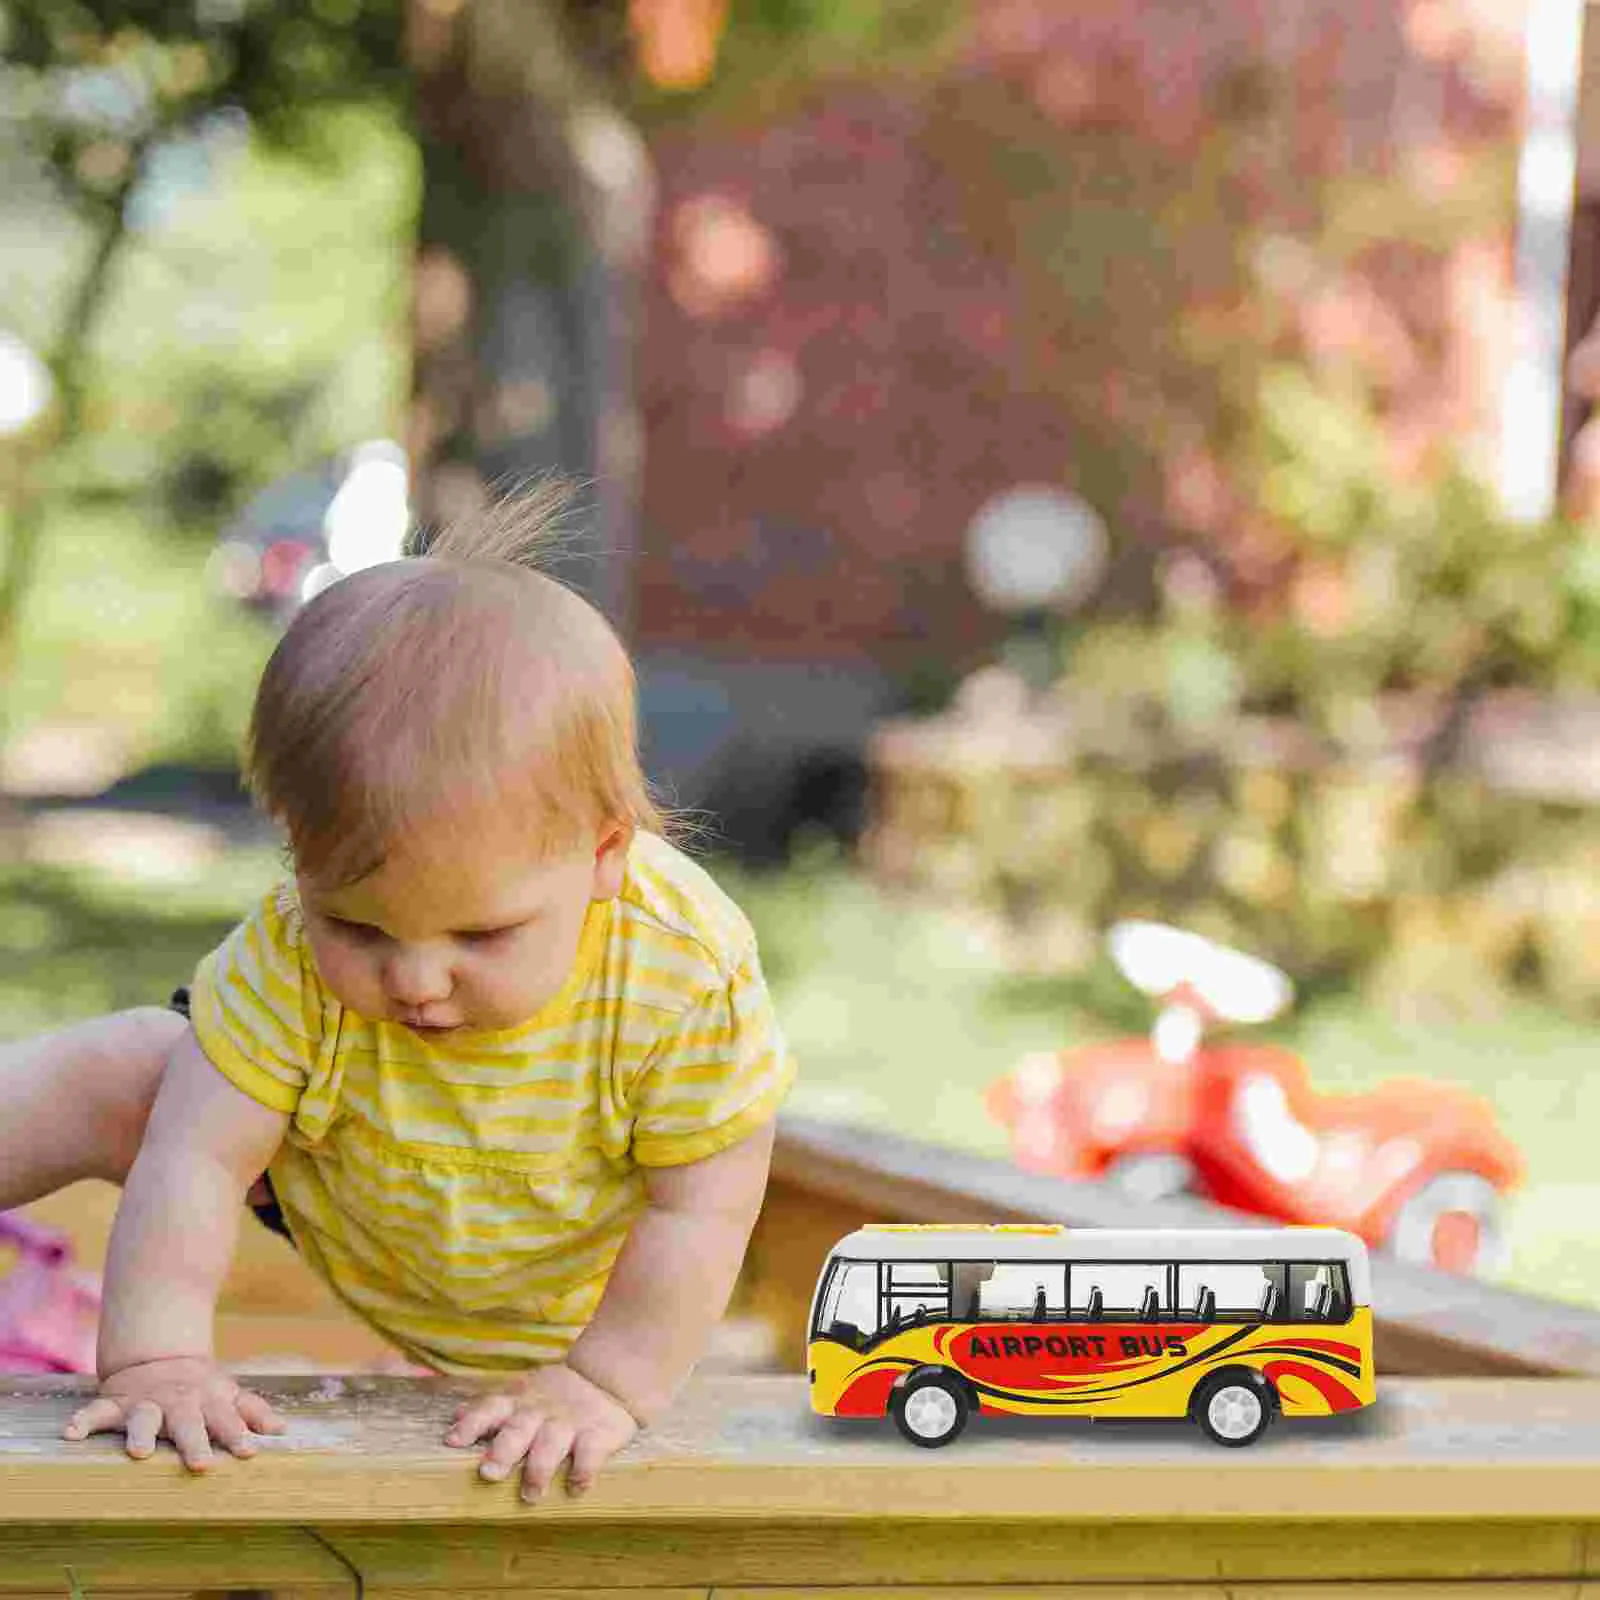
[{"x1": 807, "y1": 1223, "x2": 1374, "y2": 1447}]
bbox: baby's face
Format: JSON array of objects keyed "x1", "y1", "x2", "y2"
[{"x1": 296, "y1": 823, "x2": 629, "y2": 1035}]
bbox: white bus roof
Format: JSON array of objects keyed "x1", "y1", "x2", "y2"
[{"x1": 826, "y1": 1224, "x2": 1370, "y2": 1302}]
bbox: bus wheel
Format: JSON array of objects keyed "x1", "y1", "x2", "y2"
[
  {"x1": 1192, "y1": 1371, "x2": 1274, "y2": 1447},
  {"x1": 892, "y1": 1371, "x2": 970, "y2": 1448}
]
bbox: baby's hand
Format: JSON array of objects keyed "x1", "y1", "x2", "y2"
[
  {"x1": 444, "y1": 1362, "x2": 638, "y2": 1502},
  {"x1": 63, "y1": 1356, "x2": 285, "y2": 1471}
]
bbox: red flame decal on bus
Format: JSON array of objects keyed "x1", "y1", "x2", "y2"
[
  {"x1": 835, "y1": 1366, "x2": 901, "y2": 1417},
  {"x1": 1260, "y1": 1358, "x2": 1361, "y2": 1411}
]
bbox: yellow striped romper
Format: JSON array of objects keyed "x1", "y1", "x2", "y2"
[{"x1": 187, "y1": 830, "x2": 796, "y2": 1373}]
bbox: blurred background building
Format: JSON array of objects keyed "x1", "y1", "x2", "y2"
[{"x1": 614, "y1": 2, "x2": 1583, "y2": 848}]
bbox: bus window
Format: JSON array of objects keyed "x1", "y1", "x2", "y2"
[
  {"x1": 969, "y1": 1262, "x2": 1066, "y2": 1321},
  {"x1": 814, "y1": 1260, "x2": 880, "y2": 1349},
  {"x1": 886, "y1": 1261, "x2": 951, "y2": 1324},
  {"x1": 1177, "y1": 1262, "x2": 1289, "y2": 1322},
  {"x1": 1288, "y1": 1262, "x2": 1352, "y2": 1322},
  {"x1": 1070, "y1": 1262, "x2": 1166, "y2": 1319}
]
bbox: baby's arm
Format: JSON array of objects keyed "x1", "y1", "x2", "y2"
[
  {"x1": 446, "y1": 1119, "x2": 776, "y2": 1498},
  {"x1": 64, "y1": 1027, "x2": 290, "y2": 1469},
  {"x1": 570, "y1": 1116, "x2": 777, "y2": 1417}
]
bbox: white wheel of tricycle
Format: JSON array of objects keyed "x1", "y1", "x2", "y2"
[
  {"x1": 1389, "y1": 1170, "x2": 1508, "y2": 1276},
  {"x1": 1102, "y1": 1151, "x2": 1198, "y2": 1203}
]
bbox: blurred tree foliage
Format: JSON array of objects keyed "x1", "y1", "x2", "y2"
[
  {"x1": 0, "y1": 0, "x2": 954, "y2": 634},
  {"x1": 1057, "y1": 370, "x2": 1600, "y2": 1011},
  {"x1": 0, "y1": 0, "x2": 962, "y2": 790},
  {"x1": 0, "y1": 0, "x2": 410, "y2": 723},
  {"x1": 870, "y1": 370, "x2": 1600, "y2": 1017},
  {"x1": 859, "y1": 26, "x2": 1600, "y2": 1019}
]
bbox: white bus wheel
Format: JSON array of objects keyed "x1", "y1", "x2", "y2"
[
  {"x1": 1388, "y1": 1171, "x2": 1508, "y2": 1276},
  {"x1": 892, "y1": 1371, "x2": 971, "y2": 1448},
  {"x1": 1192, "y1": 1371, "x2": 1274, "y2": 1447},
  {"x1": 1102, "y1": 1151, "x2": 1198, "y2": 1203}
]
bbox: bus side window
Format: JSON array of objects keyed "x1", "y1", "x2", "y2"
[
  {"x1": 977, "y1": 1262, "x2": 1067, "y2": 1321},
  {"x1": 1288, "y1": 1262, "x2": 1351, "y2": 1322},
  {"x1": 1072, "y1": 1262, "x2": 1164, "y2": 1319},
  {"x1": 952, "y1": 1262, "x2": 992, "y2": 1323},
  {"x1": 1178, "y1": 1262, "x2": 1286, "y2": 1322},
  {"x1": 886, "y1": 1261, "x2": 950, "y2": 1325}
]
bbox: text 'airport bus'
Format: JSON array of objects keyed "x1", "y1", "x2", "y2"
[{"x1": 807, "y1": 1223, "x2": 1374, "y2": 1447}]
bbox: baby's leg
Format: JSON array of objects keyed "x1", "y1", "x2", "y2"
[{"x1": 0, "y1": 1007, "x2": 184, "y2": 1211}]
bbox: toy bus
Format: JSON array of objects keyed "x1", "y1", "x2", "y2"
[{"x1": 807, "y1": 1223, "x2": 1374, "y2": 1447}]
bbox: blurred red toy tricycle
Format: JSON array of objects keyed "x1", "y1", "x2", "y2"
[{"x1": 986, "y1": 921, "x2": 1522, "y2": 1275}]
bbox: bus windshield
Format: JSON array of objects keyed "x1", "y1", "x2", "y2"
[
  {"x1": 814, "y1": 1257, "x2": 956, "y2": 1348},
  {"x1": 814, "y1": 1259, "x2": 878, "y2": 1348}
]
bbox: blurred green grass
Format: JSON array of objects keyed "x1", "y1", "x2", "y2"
[{"x1": 4, "y1": 504, "x2": 274, "y2": 771}]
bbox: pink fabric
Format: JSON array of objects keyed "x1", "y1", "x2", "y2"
[{"x1": 0, "y1": 1213, "x2": 100, "y2": 1374}]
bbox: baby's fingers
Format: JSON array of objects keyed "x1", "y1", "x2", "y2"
[
  {"x1": 446, "y1": 1392, "x2": 517, "y2": 1449},
  {"x1": 203, "y1": 1401, "x2": 258, "y2": 1460},
  {"x1": 62, "y1": 1397, "x2": 126, "y2": 1441},
  {"x1": 122, "y1": 1399, "x2": 166, "y2": 1461},
  {"x1": 480, "y1": 1410, "x2": 543, "y2": 1481},
  {"x1": 234, "y1": 1389, "x2": 286, "y2": 1437},
  {"x1": 565, "y1": 1426, "x2": 618, "y2": 1497},
  {"x1": 166, "y1": 1405, "x2": 218, "y2": 1472},
  {"x1": 519, "y1": 1418, "x2": 575, "y2": 1503}
]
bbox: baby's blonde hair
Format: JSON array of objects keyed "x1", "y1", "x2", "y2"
[{"x1": 245, "y1": 477, "x2": 667, "y2": 887}]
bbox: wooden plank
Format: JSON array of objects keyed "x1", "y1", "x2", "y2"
[
  {"x1": 710, "y1": 1590, "x2": 1574, "y2": 1600},
  {"x1": 1243, "y1": 1589, "x2": 1585, "y2": 1600},
  {"x1": 367, "y1": 1593, "x2": 710, "y2": 1600},
  {"x1": 3, "y1": 1592, "x2": 200, "y2": 1600},
  {"x1": 368, "y1": 1592, "x2": 710, "y2": 1599},
  {"x1": 0, "y1": 1526, "x2": 354, "y2": 1594},
  {"x1": 5, "y1": 1375, "x2": 1600, "y2": 1526},
  {"x1": 769, "y1": 1115, "x2": 1600, "y2": 1378},
  {"x1": 710, "y1": 1591, "x2": 1236, "y2": 1600},
  {"x1": 318, "y1": 1521, "x2": 1591, "y2": 1590}
]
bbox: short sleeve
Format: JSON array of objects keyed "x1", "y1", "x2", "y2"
[
  {"x1": 628, "y1": 950, "x2": 796, "y2": 1167},
  {"x1": 188, "y1": 889, "x2": 324, "y2": 1115}
]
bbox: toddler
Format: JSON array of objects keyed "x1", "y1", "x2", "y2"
[{"x1": 0, "y1": 483, "x2": 794, "y2": 1498}]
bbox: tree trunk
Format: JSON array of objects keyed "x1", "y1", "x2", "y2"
[{"x1": 405, "y1": 0, "x2": 653, "y2": 634}]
